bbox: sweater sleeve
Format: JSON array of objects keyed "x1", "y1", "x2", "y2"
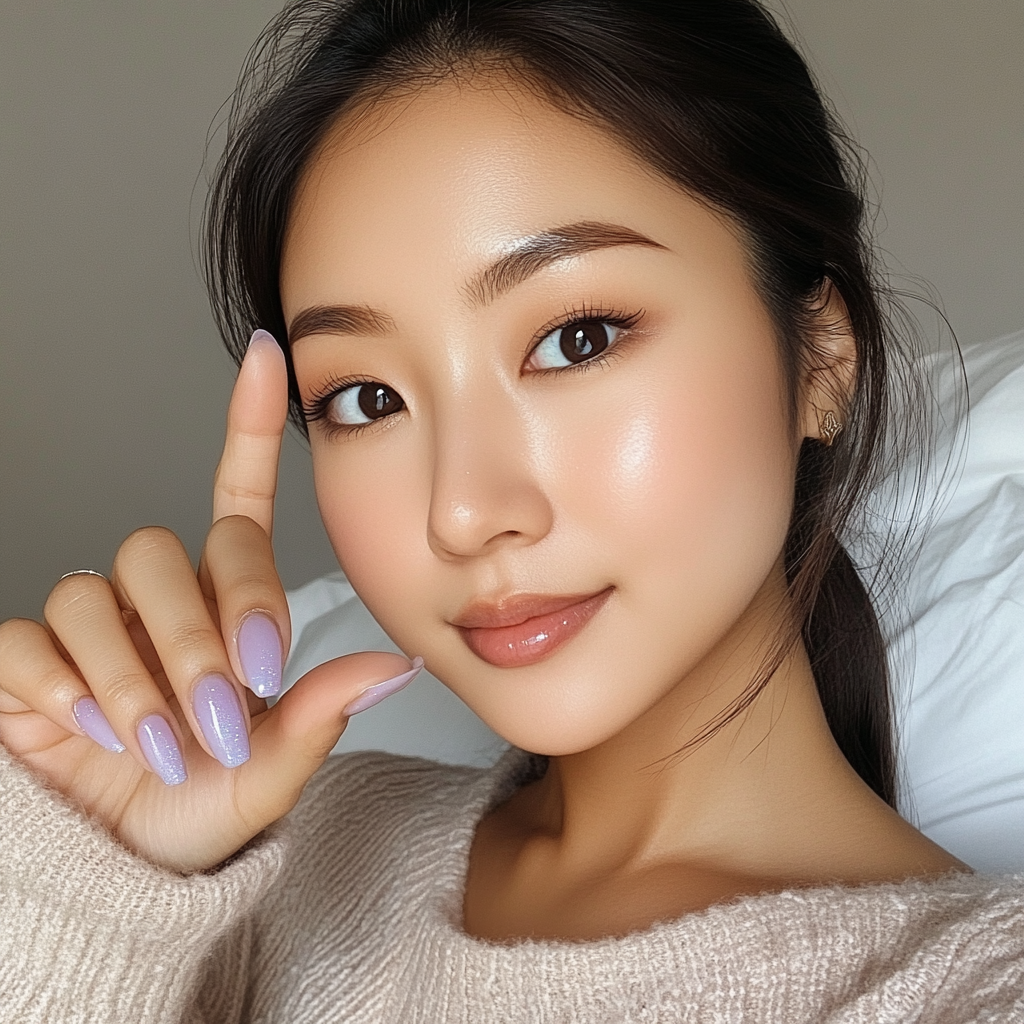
[{"x1": 0, "y1": 744, "x2": 289, "y2": 1024}]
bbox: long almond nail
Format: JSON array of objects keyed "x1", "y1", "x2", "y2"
[
  {"x1": 137, "y1": 715, "x2": 187, "y2": 786},
  {"x1": 192, "y1": 674, "x2": 250, "y2": 768},
  {"x1": 237, "y1": 612, "x2": 282, "y2": 698},
  {"x1": 343, "y1": 657, "x2": 425, "y2": 717},
  {"x1": 73, "y1": 697, "x2": 125, "y2": 753}
]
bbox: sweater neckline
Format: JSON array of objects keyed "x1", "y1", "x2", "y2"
[{"x1": 431, "y1": 745, "x2": 987, "y2": 955}]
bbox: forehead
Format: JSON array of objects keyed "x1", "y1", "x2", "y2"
[{"x1": 280, "y1": 73, "x2": 745, "y2": 316}]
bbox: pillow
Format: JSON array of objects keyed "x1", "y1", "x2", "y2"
[
  {"x1": 864, "y1": 328, "x2": 1024, "y2": 872},
  {"x1": 283, "y1": 574, "x2": 507, "y2": 768},
  {"x1": 284, "y1": 328, "x2": 1024, "y2": 872}
]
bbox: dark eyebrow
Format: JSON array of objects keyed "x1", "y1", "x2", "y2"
[
  {"x1": 288, "y1": 304, "x2": 395, "y2": 345},
  {"x1": 463, "y1": 220, "x2": 667, "y2": 307},
  {"x1": 287, "y1": 221, "x2": 666, "y2": 343}
]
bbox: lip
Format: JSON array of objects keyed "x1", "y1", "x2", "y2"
[{"x1": 452, "y1": 587, "x2": 613, "y2": 668}]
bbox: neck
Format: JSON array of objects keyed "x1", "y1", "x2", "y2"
[
  {"x1": 524, "y1": 562, "x2": 895, "y2": 881},
  {"x1": 465, "y1": 559, "x2": 964, "y2": 943}
]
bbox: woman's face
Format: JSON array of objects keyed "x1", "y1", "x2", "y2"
[{"x1": 282, "y1": 74, "x2": 808, "y2": 755}]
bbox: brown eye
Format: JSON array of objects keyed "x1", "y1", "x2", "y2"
[
  {"x1": 529, "y1": 320, "x2": 621, "y2": 371},
  {"x1": 560, "y1": 322, "x2": 610, "y2": 363},
  {"x1": 329, "y1": 382, "x2": 405, "y2": 426},
  {"x1": 358, "y1": 383, "x2": 403, "y2": 419}
]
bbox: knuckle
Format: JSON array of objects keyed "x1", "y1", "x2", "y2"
[
  {"x1": 218, "y1": 472, "x2": 270, "y2": 500},
  {"x1": 0, "y1": 617, "x2": 47, "y2": 660},
  {"x1": 231, "y1": 568, "x2": 280, "y2": 601},
  {"x1": 31, "y1": 665, "x2": 81, "y2": 704},
  {"x1": 115, "y1": 525, "x2": 182, "y2": 572},
  {"x1": 205, "y1": 519, "x2": 277, "y2": 591},
  {"x1": 98, "y1": 668, "x2": 157, "y2": 711},
  {"x1": 165, "y1": 619, "x2": 221, "y2": 656},
  {"x1": 45, "y1": 573, "x2": 109, "y2": 619},
  {"x1": 209, "y1": 514, "x2": 265, "y2": 547}
]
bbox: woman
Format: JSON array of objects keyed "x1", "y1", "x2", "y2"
[{"x1": 1, "y1": 0, "x2": 1021, "y2": 1020}]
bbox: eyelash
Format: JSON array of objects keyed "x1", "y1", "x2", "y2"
[
  {"x1": 528, "y1": 303, "x2": 644, "y2": 376},
  {"x1": 303, "y1": 302, "x2": 646, "y2": 440},
  {"x1": 302, "y1": 373, "x2": 390, "y2": 441}
]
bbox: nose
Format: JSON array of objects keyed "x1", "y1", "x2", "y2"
[{"x1": 426, "y1": 390, "x2": 554, "y2": 560}]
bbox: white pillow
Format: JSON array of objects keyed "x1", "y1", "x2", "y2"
[
  {"x1": 870, "y1": 329, "x2": 1024, "y2": 872},
  {"x1": 284, "y1": 329, "x2": 1024, "y2": 872},
  {"x1": 283, "y1": 574, "x2": 506, "y2": 768}
]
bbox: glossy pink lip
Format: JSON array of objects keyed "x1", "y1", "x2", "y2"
[{"x1": 452, "y1": 587, "x2": 613, "y2": 668}]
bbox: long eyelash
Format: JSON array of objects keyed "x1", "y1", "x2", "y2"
[
  {"x1": 302, "y1": 374, "x2": 390, "y2": 441},
  {"x1": 303, "y1": 303, "x2": 646, "y2": 439},
  {"x1": 302, "y1": 374, "x2": 364, "y2": 423},
  {"x1": 528, "y1": 303, "x2": 646, "y2": 376}
]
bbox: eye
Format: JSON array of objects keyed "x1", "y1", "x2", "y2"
[
  {"x1": 527, "y1": 320, "x2": 623, "y2": 371},
  {"x1": 327, "y1": 381, "x2": 405, "y2": 426}
]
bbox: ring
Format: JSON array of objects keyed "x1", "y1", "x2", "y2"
[{"x1": 57, "y1": 569, "x2": 108, "y2": 583}]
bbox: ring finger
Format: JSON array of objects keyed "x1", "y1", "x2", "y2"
[
  {"x1": 41, "y1": 570, "x2": 191, "y2": 784},
  {"x1": 107, "y1": 527, "x2": 253, "y2": 778}
]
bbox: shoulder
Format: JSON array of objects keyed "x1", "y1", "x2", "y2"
[
  {"x1": 854, "y1": 871, "x2": 1024, "y2": 1017},
  {"x1": 748, "y1": 871, "x2": 1024, "y2": 1018},
  {"x1": 751, "y1": 869, "x2": 1024, "y2": 954},
  {"x1": 611, "y1": 871, "x2": 1024, "y2": 1020}
]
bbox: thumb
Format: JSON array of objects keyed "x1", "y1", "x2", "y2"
[{"x1": 241, "y1": 652, "x2": 424, "y2": 819}]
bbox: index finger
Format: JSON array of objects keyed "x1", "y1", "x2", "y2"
[{"x1": 212, "y1": 330, "x2": 289, "y2": 539}]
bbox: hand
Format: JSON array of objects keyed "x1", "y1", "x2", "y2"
[{"x1": 0, "y1": 333, "x2": 420, "y2": 872}]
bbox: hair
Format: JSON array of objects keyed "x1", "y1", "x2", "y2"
[{"x1": 203, "y1": 0, "x2": 942, "y2": 807}]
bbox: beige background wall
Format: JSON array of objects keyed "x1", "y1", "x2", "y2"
[{"x1": 2, "y1": 0, "x2": 1022, "y2": 624}]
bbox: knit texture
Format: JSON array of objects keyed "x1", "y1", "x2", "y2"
[{"x1": 1, "y1": 741, "x2": 1022, "y2": 1023}]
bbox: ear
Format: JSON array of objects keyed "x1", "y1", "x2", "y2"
[{"x1": 797, "y1": 278, "x2": 857, "y2": 445}]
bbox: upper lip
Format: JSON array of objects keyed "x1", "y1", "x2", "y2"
[{"x1": 450, "y1": 588, "x2": 611, "y2": 629}]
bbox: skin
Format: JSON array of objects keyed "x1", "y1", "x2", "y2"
[
  {"x1": 0, "y1": 71, "x2": 963, "y2": 932},
  {"x1": 283, "y1": 74, "x2": 964, "y2": 941}
]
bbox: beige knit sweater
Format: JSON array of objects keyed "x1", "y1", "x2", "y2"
[{"x1": 1, "y1": 741, "x2": 1023, "y2": 1023}]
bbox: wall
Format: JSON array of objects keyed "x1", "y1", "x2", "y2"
[{"x1": 2, "y1": 0, "x2": 1022, "y2": 623}]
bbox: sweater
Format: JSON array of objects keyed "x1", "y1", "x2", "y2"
[{"x1": 1, "y1": 741, "x2": 1023, "y2": 1023}]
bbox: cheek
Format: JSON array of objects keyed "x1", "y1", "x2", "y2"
[
  {"x1": 306, "y1": 319, "x2": 799, "y2": 755},
  {"x1": 555, "y1": 328, "x2": 796, "y2": 645},
  {"x1": 312, "y1": 447, "x2": 425, "y2": 619}
]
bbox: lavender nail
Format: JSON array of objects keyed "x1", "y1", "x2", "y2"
[
  {"x1": 137, "y1": 715, "x2": 187, "y2": 786},
  {"x1": 248, "y1": 328, "x2": 277, "y2": 349},
  {"x1": 191, "y1": 674, "x2": 250, "y2": 768},
  {"x1": 73, "y1": 697, "x2": 125, "y2": 753},
  {"x1": 343, "y1": 657, "x2": 425, "y2": 717},
  {"x1": 237, "y1": 612, "x2": 282, "y2": 698}
]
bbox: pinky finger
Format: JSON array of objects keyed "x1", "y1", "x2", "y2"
[{"x1": 0, "y1": 618, "x2": 124, "y2": 754}]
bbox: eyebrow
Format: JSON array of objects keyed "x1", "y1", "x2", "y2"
[{"x1": 287, "y1": 220, "x2": 666, "y2": 344}]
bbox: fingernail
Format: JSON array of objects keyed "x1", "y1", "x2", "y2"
[
  {"x1": 191, "y1": 674, "x2": 250, "y2": 768},
  {"x1": 248, "y1": 328, "x2": 277, "y2": 350},
  {"x1": 137, "y1": 715, "x2": 188, "y2": 786},
  {"x1": 73, "y1": 697, "x2": 125, "y2": 753},
  {"x1": 343, "y1": 657, "x2": 425, "y2": 717},
  {"x1": 237, "y1": 612, "x2": 282, "y2": 698}
]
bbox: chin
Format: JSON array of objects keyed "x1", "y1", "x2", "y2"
[
  {"x1": 438, "y1": 651, "x2": 649, "y2": 757},
  {"x1": 492, "y1": 718, "x2": 626, "y2": 758}
]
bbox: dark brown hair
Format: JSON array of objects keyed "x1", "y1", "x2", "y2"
[{"x1": 204, "y1": 0, "x2": 942, "y2": 806}]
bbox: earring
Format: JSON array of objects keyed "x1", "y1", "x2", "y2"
[{"x1": 818, "y1": 409, "x2": 842, "y2": 446}]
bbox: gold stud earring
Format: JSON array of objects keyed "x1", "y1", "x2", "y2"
[{"x1": 818, "y1": 409, "x2": 842, "y2": 446}]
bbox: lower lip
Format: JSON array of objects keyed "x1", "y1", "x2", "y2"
[{"x1": 456, "y1": 588, "x2": 613, "y2": 668}]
